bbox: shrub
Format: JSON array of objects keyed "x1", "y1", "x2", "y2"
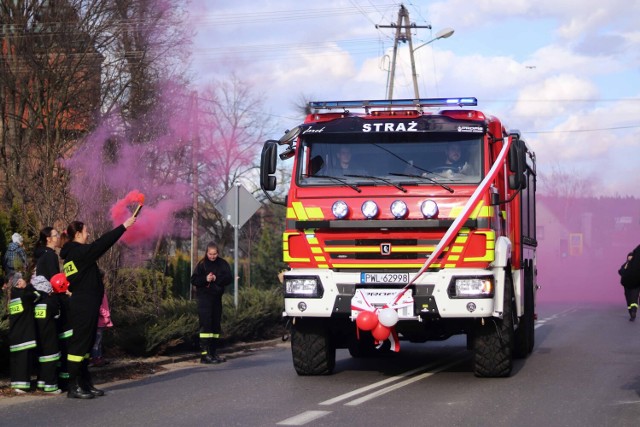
[
  {"x1": 111, "y1": 267, "x2": 174, "y2": 309},
  {"x1": 109, "y1": 286, "x2": 285, "y2": 357},
  {"x1": 222, "y1": 286, "x2": 284, "y2": 343},
  {"x1": 110, "y1": 298, "x2": 199, "y2": 356}
]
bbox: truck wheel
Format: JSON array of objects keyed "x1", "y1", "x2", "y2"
[
  {"x1": 473, "y1": 272, "x2": 514, "y2": 377},
  {"x1": 514, "y1": 269, "x2": 535, "y2": 358},
  {"x1": 291, "y1": 318, "x2": 336, "y2": 375}
]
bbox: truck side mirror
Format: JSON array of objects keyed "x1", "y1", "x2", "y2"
[
  {"x1": 508, "y1": 138, "x2": 527, "y2": 190},
  {"x1": 260, "y1": 141, "x2": 278, "y2": 192},
  {"x1": 518, "y1": 141, "x2": 527, "y2": 190}
]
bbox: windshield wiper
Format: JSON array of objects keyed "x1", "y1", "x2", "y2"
[
  {"x1": 388, "y1": 172, "x2": 454, "y2": 193},
  {"x1": 313, "y1": 175, "x2": 362, "y2": 193},
  {"x1": 344, "y1": 174, "x2": 407, "y2": 193}
]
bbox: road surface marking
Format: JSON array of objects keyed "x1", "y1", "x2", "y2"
[
  {"x1": 277, "y1": 410, "x2": 332, "y2": 425},
  {"x1": 319, "y1": 351, "x2": 468, "y2": 406},
  {"x1": 535, "y1": 307, "x2": 578, "y2": 329},
  {"x1": 345, "y1": 357, "x2": 467, "y2": 406}
]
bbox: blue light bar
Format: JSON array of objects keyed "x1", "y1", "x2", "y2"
[{"x1": 309, "y1": 97, "x2": 477, "y2": 110}]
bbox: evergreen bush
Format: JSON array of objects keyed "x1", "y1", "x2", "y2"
[{"x1": 109, "y1": 286, "x2": 284, "y2": 357}]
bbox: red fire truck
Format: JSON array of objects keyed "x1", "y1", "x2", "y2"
[{"x1": 260, "y1": 97, "x2": 537, "y2": 377}]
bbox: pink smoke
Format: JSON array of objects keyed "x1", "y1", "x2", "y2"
[
  {"x1": 536, "y1": 195, "x2": 640, "y2": 305},
  {"x1": 110, "y1": 190, "x2": 183, "y2": 246}
]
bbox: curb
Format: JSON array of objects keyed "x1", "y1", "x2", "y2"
[{"x1": 0, "y1": 338, "x2": 286, "y2": 391}]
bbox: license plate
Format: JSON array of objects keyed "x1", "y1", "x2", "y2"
[{"x1": 361, "y1": 272, "x2": 409, "y2": 284}]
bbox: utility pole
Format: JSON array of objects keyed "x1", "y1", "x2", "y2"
[
  {"x1": 190, "y1": 91, "x2": 199, "y2": 300},
  {"x1": 376, "y1": 4, "x2": 431, "y2": 100}
]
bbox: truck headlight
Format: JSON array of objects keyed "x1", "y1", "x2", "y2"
[
  {"x1": 390, "y1": 200, "x2": 408, "y2": 219},
  {"x1": 332, "y1": 200, "x2": 349, "y2": 219},
  {"x1": 284, "y1": 276, "x2": 324, "y2": 298},
  {"x1": 448, "y1": 277, "x2": 494, "y2": 298},
  {"x1": 420, "y1": 200, "x2": 439, "y2": 218},
  {"x1": 361, "y1": 200, "x2": 379, "y2": 219}
]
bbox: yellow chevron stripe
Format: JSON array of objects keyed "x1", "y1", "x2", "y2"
[
  {"x1": 336, "y1": 263, "x2": 426, "y2": 268},
  {"x1": 292, "y1": 202, "x2": 308, "y2": 220},
  {"x1": 306, "y1": 207, "x2": 324, "y2": 219},
  {"x1": 464, "y1": 252, "x2": 495, "y2": 262},
  {"x1": 283, "y1": 253, "x2": 311, "y2": 262},
  {"x1": 323, "y1": 246, "x2": 435, "y2": 253}
]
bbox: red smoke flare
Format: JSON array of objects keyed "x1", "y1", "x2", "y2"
[{"x1": 110, "y1": 189, "x2": 152, "y2": 245}]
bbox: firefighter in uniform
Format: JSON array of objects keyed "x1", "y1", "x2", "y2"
[
  {"x1": 190, "y1": 242, "x2": 232, "y2": 364},
  {"x1": 33, "y1": 227, "x2": 63, "y2": 393},
  {"x1": 56, "y1": 232, "x2": 73, "y2": 389},
  {"x1": 8, "y1": 273, "x2": 39, "y2": 393},
  {"x1": 31, "y1": 275, "x2": 61, "y2": 393},
  {"x1": 60, "y1": 217, "x2": 136, "y2": 399}
]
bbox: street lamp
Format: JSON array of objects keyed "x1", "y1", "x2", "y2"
[
  {"x1": 410, "y1": 27, "x2": 455, "y2": 98},
  {"x1": 413, "y1": 27, "x2": 455, "y2": 53}
]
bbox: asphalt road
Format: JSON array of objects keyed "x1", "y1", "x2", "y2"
[{"x1": 1, "y1": 302, "x2": 639, "y2": 427}]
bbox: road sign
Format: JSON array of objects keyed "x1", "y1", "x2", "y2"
[
  {"x1": 215, "y1": 183, "x2": 262, "y2": 308},
  {"x1": 215, "y1": 184, "x2": 261, "y2": 228}
]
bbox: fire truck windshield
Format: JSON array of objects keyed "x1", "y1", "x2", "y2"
[{"x1": 297, "y1": 133, "x2": 482, "y2": 186}]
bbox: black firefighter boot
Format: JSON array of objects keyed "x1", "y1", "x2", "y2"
[
  {"x1": 208, "y1": 339, "x2": 226, "y2": 363},
  {"x1": 67, "y1": 374, "x2": 94, "y2": 399},
  {"x1": 200, "y1": 338, "x2": 216, "y2": 364},
  {"x1": 81, "y1": 359, "x2": 105, "y2": 396}
]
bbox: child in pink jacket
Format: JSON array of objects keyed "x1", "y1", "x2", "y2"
[{"x1": 90, "y1": 293, "x2": 113, "y2": 367}]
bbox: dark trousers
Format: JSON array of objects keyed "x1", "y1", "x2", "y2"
[
  {"x1": 67, "y1": 296, "x2": 99, "y2": 380},
  {"x1": 36, "y1": 301, "x2": 60, "y2": 392},
  {"x1": 624, "y1": 286, "x2": 640, "y2": 308},
  {"x1": 10, "y1": 349, "x2": 32, "y2": 390},
  {"x1": 197, "y1": 294, "x2": 223, "y2": 353}
]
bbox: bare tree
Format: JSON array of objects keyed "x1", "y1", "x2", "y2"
[
  {"x1": 0, "y1": 0, "x2": 119, "y2": 231},
  {"x1": 0, "y1": 0, "x2": 191, "y2": 235},
  {"x1": 194, "y1": 76, "x2": 276, "y2": 251}
]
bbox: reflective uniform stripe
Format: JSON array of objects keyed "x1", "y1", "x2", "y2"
[
  {"x1": 11, "y1": 381, "x2": 31, "y2": 390},
  {"x1": 59, "y1": 329, "x2": 73, "y2": 339},
  {"x1": 39, "y1": 352, "x2": 61, "y2": 363},
  {"x1": 199, "y1": 333, "x2": 220, "y2": 339},
  {"x1": 68, "y1": 354, "x2": 84, "y2": 362},
  {"x1": 10, "y1": 340, "x2": 37, "y2": 352}
]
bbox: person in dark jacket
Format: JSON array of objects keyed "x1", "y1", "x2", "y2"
[
  {"x1": 56, "y1": 232, "x2": 73, "y2": 388},
  {"x1": 3, "y1": 232, "x2": 28, "y2": 279},
  {"x1": 33, "y1": 227, "x2": 63, "y2": 393},
  {"x1": 619, "y1": 245, "x2": 640, "y2": 321},
  {"x1": 60, "y1": 217, "x2": 136, "y2": 399},
  {"x1": 8, "y1": 272, "x2": 39, "y2": 394},
  {"x1": 190, "y1": 242, "x2": 232, "y2": 364},
  {"x1": 35, "y1": 227, "x2": 61, "y2": 279}
]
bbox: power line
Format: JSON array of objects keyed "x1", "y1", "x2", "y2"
[{"x1": 523, "y1": 124, "x2": 640, "y2": 135}]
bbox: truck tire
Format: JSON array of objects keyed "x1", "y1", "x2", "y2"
[
  {"x1": 514, "y1": 267, "x2": 535, "y2": 358},
  {"x1": 291, "y1": 318, "x2": 336, "y2": 375},
  {"x1": 473, "y1": 272, "x2": 514, "y2": 377}
]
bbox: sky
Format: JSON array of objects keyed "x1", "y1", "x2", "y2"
[{"x1": 186, "y1": 0, "x2": 640, "y2": 197}]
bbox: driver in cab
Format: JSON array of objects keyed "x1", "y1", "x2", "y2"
[
  {"x1": 438, "y1": 142, "x2": 469, "y2": 174},
  {"x1": 329, "y1": 146, "x2": 365, "y2": 176}
]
